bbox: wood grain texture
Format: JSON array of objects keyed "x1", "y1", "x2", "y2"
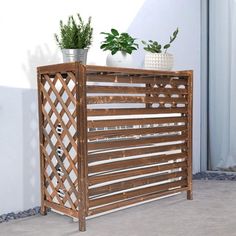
[{"x1": 37, "y1": 63, "x2": 193, "y2": 232}]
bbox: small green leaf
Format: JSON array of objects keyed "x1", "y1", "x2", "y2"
[
  {"x1": 111, "y1": 28, "x2": 119, "y2": 36},
  {"x1": 164, "y1": 44, "x2": 170, "y2": 49},
  {"x1": 100, "y1": 44, "x2": 108, "y2": 49},
  {"x1": 130, "y1": 46, "x2": 137, "y2": 50},
  {"x1": 101, "y1": 32, "x2": 110, "y2": 35},
  {"x1": 121, "y1": 32, "x2": 129, "y2": 37},
  {"x1": 126, "y1": 48, "x2": 132, "y2": 54}
]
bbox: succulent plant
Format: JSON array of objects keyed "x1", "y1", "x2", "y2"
[{"x1": 142, "y1": 28, "x2": 179, "y2": 53}]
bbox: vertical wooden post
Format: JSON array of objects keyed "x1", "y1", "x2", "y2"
[
  {"x1": 76, "y1": 63, "x2": 88, "y2": 231},
  {"x1": 187, "y1": 71, "x2": 193, "y2": 200},
  {"x1": 37, "y1": 70, "x2": 47, "y2": 215},
  {"x1": 146, "y1": 83, "x2": 152, "y2": 109}
]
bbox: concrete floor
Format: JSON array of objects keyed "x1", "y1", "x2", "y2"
[{"x1": 1, "y1": 180, "x2": 236, "y2": 236}]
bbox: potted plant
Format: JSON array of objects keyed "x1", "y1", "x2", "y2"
[
  {"x1": 100, "y1": 29, "x2": 139, "y2": 68},
  {"x1": 142, "y1": 28, "x2": 179, "y2": 70},
  {"x1": 55, "y1": 14, "x2": 93, "y2": 64}
]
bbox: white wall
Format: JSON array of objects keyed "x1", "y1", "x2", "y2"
[{"x1": 0, "y1": 0, "x2": 201, "y2": 214}]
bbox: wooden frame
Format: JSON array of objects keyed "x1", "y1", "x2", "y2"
[{"x1": 37, "y1": 62, "x2": 193, "y2": 231}]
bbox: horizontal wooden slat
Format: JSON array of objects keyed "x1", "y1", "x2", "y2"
[
  {"x1": 44, "y1": 200, "x2": 79, "y2": 218},
  {"x1": 87, "y1": 108, "x2": 187, "y2": 116},
  {"x1": 88, "y1": 134, "x2": 187, "y2": 151},
  {"x1": 88, "y1": 186, "x2": 188, "y2": 216},
  {"x1": 87, "y1": 85, "x2": 188, "y2": 94},
  {"x1": 88, "y1": 143, "x2": 186, "y2": 163},
  {"x1": 38, "y1": 64, "x2": 192, "y2": 224},
  {"x1": 87, "y1": 96, "x2": 187, "y2": 105},
  {"x1": 88, "y1": 124, "x2": 187, "y2": 140},
  {"x1": 86, "y1": 65, "x2": 193, "y2": 76},
  {"x1": 89, "y1": 161, "x2": 187, "y2": 186},
  {"x1": 89, "y1": 179, "x2": 187, "y2": 208},
  {"x1": 38, "y1": 62, "x2": 76, "y2": 74},
  {"x1": 89, "y1": 152, "x2": 187, "y2": 174},
  {"x1": 89, "y1": 170, "x2": 187, "y2": 196},
  {"x1": 87, "y1": 74, "x2": 188, "y2": 85},
  {"x1": 88, "y1": 116, "x2": 187, "y2": 128}
]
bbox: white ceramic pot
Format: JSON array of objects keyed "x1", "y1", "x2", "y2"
[
  {"x1": 62, "y1": 49, "x2": 88, "y2": 64},
  {"x1": 144, "y1": 52, "x2": 174, "y2": 71},
  {"x1": 106, "y1": 51, "x2": 133, "y2": 68}
]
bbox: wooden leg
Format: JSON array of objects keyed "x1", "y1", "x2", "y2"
[
  {"x1": 79, "y1": 216, "x2": 86, "y2": 232},
  {"x1": 40, "y1": 205, "x2": 47, "y2": 215},
  {"x1": 187, "y1": 190, "x2": 193, "y2": 200}
]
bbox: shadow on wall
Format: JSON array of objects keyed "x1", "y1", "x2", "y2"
[
  {"x1": 21, "y1": 45, "x2": 61, "y2": 210},
  {"x1": 22, "y1": 88, "x2": 40, "y2": 210},
  {"x1": 22, "y1": 44, "x2": 60, "y2": 88},
  {"x1": 0, "y1": 86, "x2": 23, "y2": 213},
  {"x1": 0, "y1": 46, "x2": 61, "y2": 213},
  {"x1": 0, "y1": 86, "x2": 41, "y2": 212}
]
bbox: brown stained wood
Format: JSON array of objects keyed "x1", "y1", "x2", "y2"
[
  {"x1": 87, "y1": 96, "x2": 187, "y2": 105},
  {"x1": 37, "y1": 63, "x2": 193, "y2": 232},
  {"x1": 88, "y1": 133, "x2": 187, "y2": 151},
  {"x1": 38, "y1": 63, "x2": 76, "y2": 74},
  {"x1": 55, "y1": 73, "x2": 76, "y2": 106},
  {"x1": 87, "y1": 107, "x2": 187, "y2": 116},
  {"x1": 86, "y1": 74, "x2": 188, "y2": 85},
  {"x1": 86, "y1": 65, "x2": 192, "y2": 76},
  {"x1": 88, "y1": 187, "x2": 188, "y2": 216},
  {"x1": 47, "y1": 75, "x2": 76, "y2": 120},
  {"x1": 40, "y1": 84, "x2": 77, "y2": 148},
  {"x1": 44, "y1": 188, "x2": 53, "y2": 203},
  {"x1": 89, "y1": 170, "x2": 187, "y2": 196},
  {"x1": 41, "y1": 73, "x2": 77, "y2": 195},
  {"x1": 67, "y1": 72, "x2": 77, "y2": 83},
  {"x1": 44, "y1": 171, "x2": 64, "y2": 206},
  {"x1": 89, "y1": 179, "x2": 187, "y2": 208},
  {"x1": 89, "y1": 161, "x2": 187, "y2": 186},
  {"x1": 44, "y1": 200, "x2": 79, "y2": 218},
  {"x1": 42, "y1": 145, "x2": 76, "y2": 211},
  {"x1": 88, "y1": 117, "x2": 186, "y2": 129},
  {"x1": 44, "y1": 129, "x2": 77, "y2": 201},
  {"x1": 88, "y1": 124, "x2": 187, "y2": 140},
  {"x1": 77, "y1": 63, "x2": 88, "y2": 231},
  {"x1": 42, "y1": 75, "x2": 76, "y2": 128},
  {"x1": 187, "y1": 71, "x2": 193, "y2": 200},
  {"x1": 37, "y1": 72, "x2": 47, "y2": 215},
  {"x1": 41, "y1": 134, "x2": 78, "y2": 209},
  {"x1": 145, "y1": 83, "x2": 152, "y2": 109},
  {"x1": 88, "y1": 143, "x2": 186, "y2": 163},
  {"x1": 87, "y1": 85, "x2": 188, "y2": 94},
  {"x1": 41, "y1": 107, "x2": 77, "y2": 175},
  {"x1": 89, "y1": 152, "x2": 187, "y2": 174}
]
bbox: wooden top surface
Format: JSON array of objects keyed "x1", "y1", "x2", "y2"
[{"x1": 37, "y1": 62, "x2": 193, "y2": 76}]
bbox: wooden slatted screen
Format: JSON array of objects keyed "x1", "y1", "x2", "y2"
[{"x1": 37, "y1": 62, "x2": 193, "y2": 232}]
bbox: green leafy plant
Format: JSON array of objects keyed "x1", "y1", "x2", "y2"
[
  {"x1": 142, "y1": 28, "x2": 179, "y2": 53},
  {"x1": 55, "y1": 14, "x2": 93, "y2": 49},
  {"x1": 100, "y1": 29, "x2": 139, "y2": 55}
]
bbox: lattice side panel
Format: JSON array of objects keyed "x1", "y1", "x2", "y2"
[
  {"x1": 85, "y1": 70, "x2": 190, "y2": 216},
  {"x1": 39, "y1": 71, "x2": 79, "y2": 216}
]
